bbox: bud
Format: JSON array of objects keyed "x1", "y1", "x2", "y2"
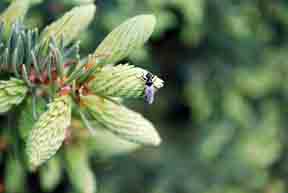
[
  {"x1": 26, "y1": 95, "x2": 71, "y2": 170},
  {"x1": 0, "y1": 78, "x2": 28, "y2": 113},
  {"x1": 40, "y1": 156, "x2": 62, "y2": 192},
  {"x1": 5, "y1": 157, "x2": 25, "y2": 193},
  {"x1": 87, "y1": 122, "x2": 141, "y2": 158},
  {"x1": 86, "y1": 64, "x2": 163, "y2": 99},
  {"x1": 65, "y1": 145, "x2": 96, "y2": 193},
  {"x1": 81, "y1": 95, "x2": 161, "y2": 146},
  {"x1": 41, "y1": 4, "x2": 96, "y2": 47},
  {"x1": 94, "y1": 15, "x2": 156, "y2": 65}
]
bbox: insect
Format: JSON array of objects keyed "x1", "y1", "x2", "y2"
[{"x1": 142, "y1": 72, "x2": 155, "y2": 104}]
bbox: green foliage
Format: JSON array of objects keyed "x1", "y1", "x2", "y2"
[{"x1": 3, "y1": 0, "x2": 288, "y2": 193}]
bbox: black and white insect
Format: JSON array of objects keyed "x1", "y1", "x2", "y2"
[{"x1": 142, "y1": 72, "x2": 156, "y2": 104}]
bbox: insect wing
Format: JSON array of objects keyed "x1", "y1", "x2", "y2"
[{"x1": 144, "y1": 85, "x2": 155, "y2": 104}]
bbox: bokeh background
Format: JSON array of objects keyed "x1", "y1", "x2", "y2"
[{"x1": 2, "y1": 0, "x2": 288, "y2": 193}]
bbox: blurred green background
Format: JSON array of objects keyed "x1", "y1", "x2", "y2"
[{"x1": 2, "y1": 0, "x2": 288, "y2": 193}]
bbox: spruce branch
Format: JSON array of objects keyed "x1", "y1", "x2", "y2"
[{"x1": 0, "y1": 0, "x2": 164, "y2": 172}]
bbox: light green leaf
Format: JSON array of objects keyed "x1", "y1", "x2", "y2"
[
  {"x1": 94, "y1": 14, "x2": 156, "y2": 65},
  {"x1": 40, "y1": 155, "x2": 62, "y2": 192},
  {"x1": 0, "y1": 78, "x2": 28, "y2": 114},
  {"x1": 61, "y1": 0, "x2": 95, "y2": 5},
  {"x1": 26, "y1": 95, "x2": 72, "y2": 170},
  {"x1": 87, "y1": 64, "x2": 163, "y2": 99},
  {"x1": 81, "y1": 95, "x2": 161, "y2": 146},
  {"x1": 65, "y1": 145, "x2": 96, "y2": 193},
  {"x1": 223, "y1": 91, "x2": 254, "y2": 128},
  {"x1": 5, "y1": 157, "x2": 26, "y2": 193},
  {"x1": 86, "y1": 121, "x2": 141, "y2": 158},
  {"x1": 40, "y1": 4, "x2": 96, "y2": 47}
]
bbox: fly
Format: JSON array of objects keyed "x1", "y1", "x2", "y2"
[{"x1": 142, "y1": 72, "x2": 155, "y2": 104}]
